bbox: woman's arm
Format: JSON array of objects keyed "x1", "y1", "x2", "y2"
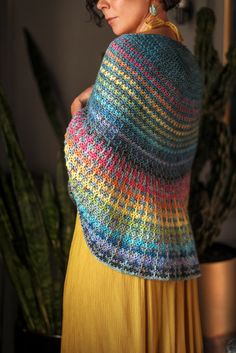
[{"x1": 70, "y1": 85, "x2": 94, "y2": 115}]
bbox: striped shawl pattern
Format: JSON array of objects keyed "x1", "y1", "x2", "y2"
[{"x1": 64, "y1": 33, "x2": 204, "y2": 280}]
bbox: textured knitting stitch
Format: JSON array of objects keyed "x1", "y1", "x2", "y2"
[{"x1": 64, "y1": 33, "x2": 204, "y2": 281}]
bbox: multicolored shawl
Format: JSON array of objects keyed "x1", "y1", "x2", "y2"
[{"x1": 64, "y1": 33, "x2": 204, "y2": 281}]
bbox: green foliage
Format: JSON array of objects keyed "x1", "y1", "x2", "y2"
[
  {"x1": 23, "y1": 27, "x2": 67, "y2": 145},
  {"x1": 190, "y1": 7, "x2": 236, "y2": 257},
  {"x1": 0, "y1": 28, "x2": 76, "y2": 335}
]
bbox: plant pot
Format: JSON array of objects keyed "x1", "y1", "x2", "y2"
[
  {"x1": 14, "y1": 321, "x2": 61, "y2": 353},
  {"x1": 198, "y1": 242, "x2": 236, "y2": 353}
]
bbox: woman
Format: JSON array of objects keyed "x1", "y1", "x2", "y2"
[{"x1": 61, "y1": 1, "x2": 204, "y2": 352}]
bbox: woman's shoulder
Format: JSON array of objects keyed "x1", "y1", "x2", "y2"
[
  {"x1": 105, "y1": 33, "x2": 194, "y2": 66},
  {"x1": 107, "y1": 33, "x2": 188, "y2": 52},
  {"x1": 103, "y1": 34, "x2": 167, "y2": 72},
  {"x1": 100, "y1": 33, "x2": 204, "y2": 96},
  {"x1": 105, "y1": 33, "x2": 199, "y2": 71}
]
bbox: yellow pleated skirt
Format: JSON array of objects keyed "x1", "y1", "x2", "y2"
[{"x1": 60, "y1": 213, "x2": 204, "y2": 353}]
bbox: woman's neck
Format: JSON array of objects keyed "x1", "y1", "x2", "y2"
[{"x1": 135, "y1": 12, "x2": 183, "y2": 42}]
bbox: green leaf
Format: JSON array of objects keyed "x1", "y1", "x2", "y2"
[{"x1": 23, "y1": 27, "x2": 67, "y2": 145}]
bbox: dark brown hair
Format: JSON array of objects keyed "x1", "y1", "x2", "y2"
[
  {"x1": 85, "y1": 0, "x2": 104, "y2": 27},
  {"x1": 85, "y1": 0, "x2": 181, "y2": 27}
]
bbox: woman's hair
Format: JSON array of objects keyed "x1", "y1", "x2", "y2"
[
  {"x1": 85, "y1": 0, "x2": 181, "y2": 27},
  {"x1": 85, "y1": 0, "x2": 104, "y2": 27}
]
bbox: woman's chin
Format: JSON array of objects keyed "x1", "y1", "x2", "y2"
[
  {"x1": 111, "y1": 28, "x2": 124, "y2": 36},
  {"x1": 111, "y1": 27, "x2": 132, "y2": 36}
]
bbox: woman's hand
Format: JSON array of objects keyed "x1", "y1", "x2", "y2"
[{"x1": 70, "y1": 85, "x2": 94, "y2": 116}]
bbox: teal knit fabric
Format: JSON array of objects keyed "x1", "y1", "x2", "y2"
[{"x1": 64, "y1": 33, "x2": 204, "y2": 281}]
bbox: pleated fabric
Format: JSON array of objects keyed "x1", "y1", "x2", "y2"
[{"x1": 60, "y1": 213, "x2": 204, "y2": 353}]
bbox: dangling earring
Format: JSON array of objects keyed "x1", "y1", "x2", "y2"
[
  {"x1": 138, "y1": 2, "x2": 162, "y2": 33},
  {"x1": 149, "y1": 3, "x2": 158, "y2": 16}
]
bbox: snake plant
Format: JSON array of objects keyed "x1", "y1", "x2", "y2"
[
  {"x1": 0, "y1": 28, "x2": 76, "y2": 336},
  {"x1": 189, "y1": 7, "x2": 236, "y2": 258}
]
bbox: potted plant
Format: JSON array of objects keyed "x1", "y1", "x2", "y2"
[
  {"x1": 190, "y1": 7, "x2": 236, "y2": 352},
  {"x1": 0, "y1": 29, "x2": 76, "y2": 353}
]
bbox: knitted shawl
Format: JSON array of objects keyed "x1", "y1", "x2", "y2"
[{"x1": 64, "y1": 33, "x2": 204, "y2": 281}]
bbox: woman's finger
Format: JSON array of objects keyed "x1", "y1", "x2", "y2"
[
  {"x1": 70, "y1": 85, "x2": 94, "y2": 116},
  {"x1": 71, "y1": 97, "x2": 82, "y2": 115},
  {"x1": 78, "y1": 85, "x2": 94, "y2": 106}
]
